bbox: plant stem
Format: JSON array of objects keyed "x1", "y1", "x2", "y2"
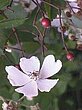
[
  {"x1": 33, "y1": 8, "x2": 45, "y2": 57},
  {"x1": 58, "y1": 8, "x2": 68, "y2": 53},
  {"x1": 42, "y1": 0, "x2": 59, "y2": 10},
  {"x1": 12, "y1": 27, "x2": 24, "y2": 57},
  {"x1": 17, "y1": 96, "x2": 25, "y2": 102}
]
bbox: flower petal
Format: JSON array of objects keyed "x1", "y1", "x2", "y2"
[
  {"x1": 51, "y1": 15, "x2": 63, "y2": 27},
  {"x1": 69, "y1": 2, "x2": 79, "y2": 13},
  {"x1": 15, "y1": 80, "x2": 38, "y2": 97},
  {"x1": 5, "y1": 66, "x2": 31, "y2": 86},
  {"x1": 51, "y1": 18, "x2": 60, "y2": 27},
  {"x1": 37, "y1": 79, "x2": 59, "y2": 92},
  {"x1": 39, "y1": 55, "x2": 62, "y2": 79},
  {"x1": 20, "y1": 56, "x2": 40, "y2": 74}
]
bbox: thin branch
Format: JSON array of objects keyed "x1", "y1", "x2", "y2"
[
  {"x1": 12, "y1": 27, "x2": 24, "y2": 57},
  {"x1": 33, "y1": 8, "x2": 46, "y2": 57},
  {"x1": 17, "y1": 96, "x2": 25, "y2": 102},
  {"x1": 33, "y1": 8, "x2": 43, "y2": 38},
  {"x1": 3, "y1": 51, "x2": 14, "y2": 64},
  {"x1": 58, "y1": 8, "x2": 68, "y2": 52},
  {"x1": 5, "y1": 46, "x2": 25, "y2": 52},
  {"x1": 8, "y1": 0, "x2": 13, "y2": 7},
  {"x1": 0, "y1": 10, "x2": 8, "y2": 19},
  {"x1": 0, "y1": 96, "x2": 5, "y2": 102},
  {"x1": 42, "y1": 28, "x2": 47, "y2": 56},
  {"x1": 19, "y1": 29, "x2": 37, "y2": 37},
  {"x1": 34, "y1": 0, "x2": 45, "y2": 16},
  {"x1": 42, "y1": 0, "x2": 59, "y2": 10},
  {"x1": 65, "y1": 1, "x2": 75, "y2": 14},
  {"x1": 4, "y1": 30, "x2": 15, "y2": 48}
]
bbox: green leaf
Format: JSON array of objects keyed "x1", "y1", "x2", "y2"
[
  {"x1": 44, "y1": 0, "x2": 51, "y2": 18},
  {"x1": 0, "y1": 0, "x2": 9, "y2": 9},
  {"x1": 0, "y1": 48, "x2": 4, "y2": 56},
  {"x1": 23, "y1": 42, "x2": 39, "y2": 54},
  {"x1": 53, "y1": 73, "x2": 72, "y2": 96},
  {"x1": 4, "y1": 4, "x2": 28, "y2": 19},
  {"x1": 12, "y1": 92, "x2": 20, "y2": 101},
  {"x1": 0, "y1": 18, "x2": 27, "y2": 29},
  {"x1": 71, "y1": 15, "x2": 82, "y2": 29}
]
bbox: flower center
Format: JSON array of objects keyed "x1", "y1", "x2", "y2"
[{"x1": 29, "y1": 71, "x2": 39, "y2": 80}]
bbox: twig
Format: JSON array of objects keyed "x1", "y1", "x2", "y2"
[
  {"x1": 33, "y1": 8, "x2": 43, "y2": 38},
  {"x1": 12, "y1": 27, "x2": 24, "y2": 57},
  {"x1": 5, "y1": 46, "x2": 25, "y2": 52},
  {"x1": 17, "y1": 96, "x2": 25, "y2": 102},
  {"x1": 8, "y1": 0, "x2": 13, "y2": 7},
  {"x1": 65, "y1": 1, "x2": 75, "y2": 14},
  {"x1": 58, "y1": 8, "x2": 68, "y2": 52},
  {"x1": 3, "y1": 51, "x2": 14, "y2": 64},
  {"x1": 0, "y1": 10, "x2": 8, "y2": 19},
  {"x1": 42, "y1": 0, "x2": 59, "y2": 10},
  {"x1": 33, "y1": 8, "x2": 46, "y2": 57},
  {"x1": 42, "y1": 28, "x2": 46, "y2": 56},
  {"x1": 0, "y1": 96, "x2": 5, "y2": 102},
  {"x1": 4, "y1": 30, "x2": 15, "y2": 48},
  {"x1": 20, "y1": 29, "x2": 37, "y2": 37}
]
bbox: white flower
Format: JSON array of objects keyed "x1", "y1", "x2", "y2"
[
  {"x1": 13, "y1": 0, "x2": 41, "y2": 13},
  {"x1": 26, "y1": 96, "x2": 33, "y2": 101},
  {"x1": 51, "y1": 15, "x2": 63, "y2": 27},
  {"x1": 65, "y1": 0, "x2": 79, "y2": 13},
  {"x1": 51, "y1": 15, "x2": 69, "y2": 36},
  {"x1": 23, "y1": 0, "x2": 41, "y2": 13},
  {"x1": 2, "y1": 102, "x2": 8, "y2": 110},
  {"x1": 5, "y1": 43, "x2": 23, "y2": 57},
  {"x1": 5, "y1": 47, "x2": 12, "y2": 53},
  {"x1": 69, "y1": 2, "x2": 79, "y2": 13},
  {"x1": 5, "y1": 55, "x2": 62, "y2": 98},
  {"x1": 65, "y1": 0, "x2": 76, "y2": 1}
]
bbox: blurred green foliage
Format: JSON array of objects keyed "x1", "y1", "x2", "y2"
[{"x1": 0, "y1": 0, "x2": 82, "y2": 110}]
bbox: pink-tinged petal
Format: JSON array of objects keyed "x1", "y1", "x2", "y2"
[
  {"x1": 20, "y1": 56, "x2": 40, "y2": 75},
  {"x1": 5, "y1": 66, "x2": 31, "y2": 86},
  {"x1": 15, "y1": 80, "x2": 38, "y2": 97},
  {"x1": 51, "y1": 18, "x2": 60, "y2": 27},
  {"x1": 51, "y1": 15, "x2": 63, "y2": 27},
  {"x1": 58, "y1": 27, "x2": 69, "y2": 36},
  {"x1": 37, "y1": 79, "x2": 59, "y2": 92},
  {"x1": 67, "y1": 0, "x2": 76, "y2": 1},
  {"x1": 69, "y1": 2, "x2": 79, "y2": 11},
  {"x1": 39, "y1": 55, "x2": 62, "y2": 79}
]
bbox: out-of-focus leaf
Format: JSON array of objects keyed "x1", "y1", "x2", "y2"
[
  {"x1": 0, "y1": 18, "x2": 27, "y2": 29},
  {"x1": 71, "y1": 15, "x2": 82, "y2": 29},
  {"x1": 66, "y1": 40, "x2": 76, "y2": 49},
  {"x1": 44, "y1": 0, "x2": 51, "y2": 18},
  {"x1": 53, "y1": 73, "x2": 72, "y2": 96},
  {"x1": 23, "y1": 42, "x2": 39, "y2": 54},
  {"x1": 12, "y1": 92, "x2": 20, "y2": 101},
  {"x1": 0, "y1": 48, "x2": 4, "y2": 56},
  {"x1": 0, "y1": 0, "x2": 9, "y2": 9},
  {"x1": 63, "y1": 60, "x2": 78, "y2": 72},
  {"x1": 4, "y1": 4, "x2": 28, "y2": 19}
]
